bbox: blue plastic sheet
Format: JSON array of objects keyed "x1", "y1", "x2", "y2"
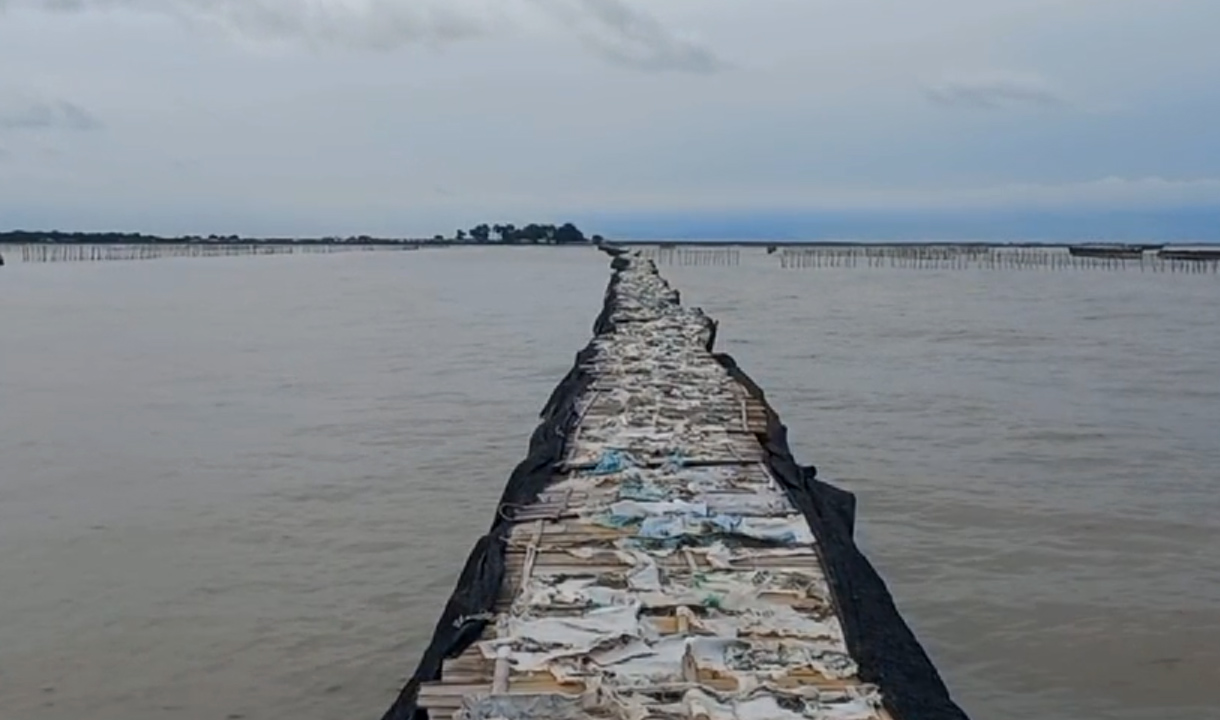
[
  {"x1": 618, "y1": 473, "x2": 667, "y2": 501},
  {"x1": 591, "y1": 449, "x2": 635, "y2": 475}
]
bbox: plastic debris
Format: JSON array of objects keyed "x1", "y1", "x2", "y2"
[{"x1": 592, "y1": 449, "x2": 636, "y2": 475}]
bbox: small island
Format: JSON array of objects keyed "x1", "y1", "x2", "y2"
[{"x1": 0, "y1": 222, "x2": 606, "y2": 247}]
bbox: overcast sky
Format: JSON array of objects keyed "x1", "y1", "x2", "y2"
[{"x1": 1, "y1": 0, "x2": 1218, "y2": 237}]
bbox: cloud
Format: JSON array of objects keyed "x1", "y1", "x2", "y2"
[
  {"x1": 0, "y1": 89, "x2": 103, "y2": 131},
  {"x1": 923, "y1": 72, "x2": 1067, "y2": 110},
  {"x1": 0, "y1": 0, "x2": 723, "y2": 72},
  {"x1": 533, "y1": 0, "x2": 725, "y2": 73},
  {"x1": 0, "y1": 0, "x2": 489, "y2": 48}
]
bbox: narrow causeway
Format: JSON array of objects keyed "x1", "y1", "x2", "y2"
[{"x1": 383, "y1": 248, "x2": 967, "y2": 720}]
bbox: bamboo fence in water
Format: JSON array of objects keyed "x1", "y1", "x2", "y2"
[
  {"x1": 639, "y1": 245, "x2": 1218, "y2": 274},
  {"x1": 3, "y1": 243, "x2": 419, "y2": 264}
]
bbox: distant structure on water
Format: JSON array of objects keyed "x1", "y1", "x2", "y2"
[{"x1": 635, "y1": 243, "x2": 1219, "y2": 275}]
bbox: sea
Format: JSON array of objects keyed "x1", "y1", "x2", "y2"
[{"x1": 1, "y1": 247, "x2": 1217, "y2": 720}]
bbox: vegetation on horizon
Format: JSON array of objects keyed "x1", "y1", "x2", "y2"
[
  {"x1": 448, "y1": 222, "x2": 603, "y2": 245},
  {"x1": 0, "y1": 223, "x2": 605, "y2": 245}
]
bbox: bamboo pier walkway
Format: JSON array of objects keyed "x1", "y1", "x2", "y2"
[{"x1": 384, "y1": 249, "x2": 966, "y2": 720}]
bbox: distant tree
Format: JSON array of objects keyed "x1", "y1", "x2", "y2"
[
  {"x1": 433, "y1": 234, "x2": 445, "y2": 242},
  {"x1": 516, "y1": 223, "x2": 558, "y2": 244},
  {"x1": 410, "y1": 222, "x2": 601, "y2": 246},
  {"x1": 518, "y1": 223, "x2": 544, "y2": 243},
  {"x1": 554, "y1": 222, "x2": 587, "y2": 244},
  {"x1": 470, "y1": 224, "x2": 492, "y2": 243},
  {"x1": 496, "y1": 223, "x2": 518, "y2": 243}
]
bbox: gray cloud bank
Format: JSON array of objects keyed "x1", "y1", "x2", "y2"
[
  {"x1": 924, "y1": 74, "x2": 1066, "y2": 110},
  {"x1": 536, "y1": 0, "x2": 724, "y2": 73},
  {"x1": 0, "y1": 0, "x2": 723, "y2": 72},
  {"x1": 0, "y1": 91, "x2": 102, "y2": 131}
]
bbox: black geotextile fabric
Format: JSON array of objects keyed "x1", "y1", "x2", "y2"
[
  {"x1": 713, "y1": 353, "x2": 970, "y2": 720},
  {"x1": 380, "y1": 248, "x2": 967, "y2": 720}
]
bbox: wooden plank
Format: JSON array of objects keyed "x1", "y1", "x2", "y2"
[
  {"x1": 438, "y1": 653, "x2": 864, "y2": 694},
  {"x1": 504, "y1": 550, "x2": 826, "y2": 571},
  {"x1": 421, "y1": 667, "x2": 871, "y2": 700},
  {"x1": 418, "y1": 679, "x2": 585, "y2": 700}
]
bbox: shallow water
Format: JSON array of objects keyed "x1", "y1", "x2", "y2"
[{"x1": 1, "y1": 248, "x2": 1218, "y2": 719}]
